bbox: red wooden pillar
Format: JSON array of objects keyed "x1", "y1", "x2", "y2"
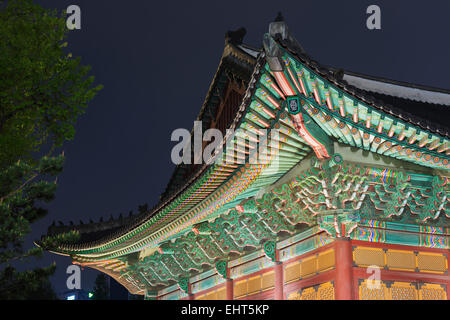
[
  {"x1": 226, "y1": 278, "x2": 234, "y2": 300},
  {"x1": 447, "y1": 249, "x2": 450, "y2": 300},
  {"x1": 188, "y1": 283, "x2": 194, "y2": 300},
  {"x1": 334, "y1": 238, "x2": 354, "y2": 300},
  {"x1": 274, "y1": 261, "x2": 284, "y2": 300}
]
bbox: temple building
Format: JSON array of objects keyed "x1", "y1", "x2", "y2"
[{"x1": 39, "y1": 17, "x2": 450, "y2": 300}]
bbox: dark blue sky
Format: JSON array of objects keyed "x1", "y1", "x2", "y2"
[{"x1": 21, "y1": 0, "x2": 450, "y2": 296}]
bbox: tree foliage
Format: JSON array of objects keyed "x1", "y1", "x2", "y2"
[
  {"x1": 0, "y1": 0, "x2": 102, "y2": 299},
  {"x1": 92, "y1": 273, "x2": 110, "y2": 300},
  {"x1": 0, "y1": 0, "x2": 103, "y2": 167},
  {"x1": 0, "y1": 264, "x2": 57, "y2": 299}
]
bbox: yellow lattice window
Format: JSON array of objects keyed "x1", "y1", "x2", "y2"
[
  {"x1": 262, "y1": 271, "x2": 275, "y2": 291},
  {"x1": 390, "y1": 282, "x2": 417, "y2": 300},
  {"x1": 359, "y1": 279, "x2": 388, "y2": 300},
  {"x1": 317, "y1": 249, "x2": 335, "y2": 272},
  {"x1": 300, "y1": 286, "x2": 317, "y2": 300},
  {"x1": 386, "y1": 249, "x2": 415, "y2": 271},
  {"x1": 247, "y1": 275, "x2": 261, "y2": 295},
  {"x1": 317, "y1": 282, "x2": 335, "y2": 300},
  {"x1": 284, "y1": 261, "x2": 301, "y2": 284},
  {"x1": 287, "y1": 291, "x2": 301, "y2": 300},
  {"x1": 204, "y1": 290, "x2": 218, "y2": 300},
  {"x1": 300, "y1": 256, "x2": 317, "y2": 278},
  {"x1": 416, "y1": 252, "x2": 448, "y2": 274},
  {"x1": 353, "y1": 247, "x2": 384, "y2": 267},
  {"x1": 233, "y1": 279, "x2": 247, "y2": 299},
  {"x1": 216, "y1": 287, "x2": 226, "y2": 300},
  {"x1": 419, "y1": 283, "x2": 447, "y2": 300},
  {"x1": 195, "y1": 286, "x2": 227, "y2": 300}
]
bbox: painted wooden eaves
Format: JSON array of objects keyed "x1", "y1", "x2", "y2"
[{"x1": 269, "y1": 42, "x2": 450, "y2": 171}]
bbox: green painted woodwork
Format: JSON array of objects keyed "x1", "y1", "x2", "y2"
[
  {"x1": 118, "y1": 156, "x2": 448, "y2": 287},
  {"x1": 178, "y1": 277, "x2": 190, "y2": 294},
  {"x1": 47, "y1": 31, "x2": 450, "y2": 296},
  {"x1": 287, "y1": 96, "x2": 300, "y2": 115},
  {"x1": 215, "y1": 260, "x2": 228, "y2": 279},
  {"x1": 63, "y1": 61, "x2": 313, "y2": 261},
  {"x1": 275, "y1": 46, "x2": 449, "y2": 171},
  {"x1": 263, "y1": 241, "x2": 277, "y2": 261}
]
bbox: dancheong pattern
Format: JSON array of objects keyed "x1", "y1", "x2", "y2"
[
  {"x1": 43, "y1": 23, "x2": 450, "y2": 298},
  {"x1": 116, "y1": 156, "x2": 448, "y2": 287}
]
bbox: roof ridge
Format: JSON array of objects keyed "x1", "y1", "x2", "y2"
[
  {"x1": 273, "y1": 34, "x2": 449, "y2": 136},
  {"x1": 341, "y1": 69, "x2": 450, "y2": 96}
]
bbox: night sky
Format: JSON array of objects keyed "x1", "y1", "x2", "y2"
[{"x1": 18, "y1": 0, "x2": 450, "y2": 296}]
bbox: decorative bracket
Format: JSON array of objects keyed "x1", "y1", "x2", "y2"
[
  {"x1": 215, "y1": 260, "x2": 228, "y2": 279},
  {"x1": 263, "y1": 240, "x2": 277, "y2": 262},
  {"x1": 317, "y1": 210, "x2": 360, "y2": 238},
  {"x1": 178, "y1": 276, "x2": 190, "y2": 295}
]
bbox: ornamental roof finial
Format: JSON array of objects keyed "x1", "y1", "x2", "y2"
[
  {"x1": 225, "y1": 27, "x2": 247, "y2": 45},
  {"x1": 267, "y1": 12, "x2": 306, "y2": 55},
  {"x1": 274, "y1": 12, "x2": 284, "y2": 22}
]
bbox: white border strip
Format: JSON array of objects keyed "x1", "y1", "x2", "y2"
[{"x1": 343, "y1": 74, "x2": 450, "y2": 106}]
